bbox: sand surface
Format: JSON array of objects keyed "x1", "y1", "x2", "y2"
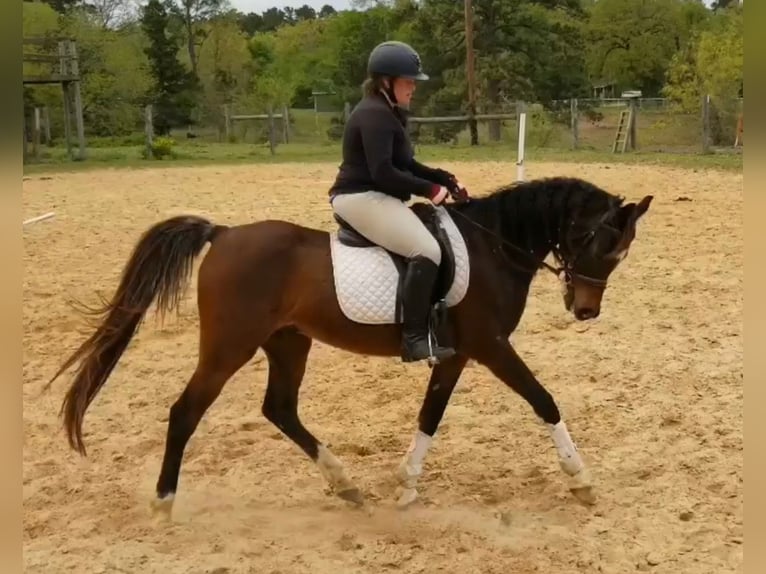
[{"x1": 23, "y1": 161, "x2": 742, "y2": 573}]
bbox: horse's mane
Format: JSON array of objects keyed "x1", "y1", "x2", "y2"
[{"x1": 450, "y1": 176, "x2": 623, "y2": 253}]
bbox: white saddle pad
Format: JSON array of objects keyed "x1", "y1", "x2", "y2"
[{"x1": 329, "y1": 207, "x2": 470, "y2": 325}]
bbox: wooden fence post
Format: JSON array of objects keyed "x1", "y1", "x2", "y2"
[
  {"x1": 23, "y1": 120, "x2": 28, "y2": 164},
  {"x1": 223, "y1": 104, "x2": 231, "y2": 142},
  {"x1": 67, "y1": 40, "x2": 86, "y2": 160},
  {"x1": 59, "y1": 41, "x2": 73, "y2": 159},
  {"x1": 282, "y1": 105, "x2": 290, "y2": 144},
  {"x1": 734, "y1": 112, "x2": 743, "y2": 147},
  {"x1": 33, "y1": 107, "x2": 41, "y2": 159},
  {"x1": 570, "y1": 98, "x2": 579, "y2": 150},
  {"x1": 144, "y1": 105, "x2": 154, "y2": 159},
  {"x1": 42, "y1": 106, "x2": 51, "y2": 144},
  {"x1": 267, "y1": 106, "x2": 276, "y2": 155},
  {"x1": 628, "y1": 98, "x2": 637, "y2": 150},
  {"x1": 701, "y1": 94, "x2": 711, "y2": 154}
]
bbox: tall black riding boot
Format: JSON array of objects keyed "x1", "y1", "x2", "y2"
[{"x1": 400, "y1": 256, "x2": 456, "y2": 364}]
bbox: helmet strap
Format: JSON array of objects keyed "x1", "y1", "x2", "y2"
[{"x1": 379, "y1": 79, "x2": 398, "y2": 105}]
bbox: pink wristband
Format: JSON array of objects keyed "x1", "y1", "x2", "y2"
[{"x1": 430, "y1": 184, "x2": 448, "y2": 204}]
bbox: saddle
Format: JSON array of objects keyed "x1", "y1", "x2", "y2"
[{"x1": 333, "y1": 203, "x2": 457, "y2": 324}]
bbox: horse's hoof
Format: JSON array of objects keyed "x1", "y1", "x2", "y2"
[
  {"x1": 396, "y1": 487, "x2": 418, "y2": 509},
  {"x1": 337, "y1": 487, "x2": 365, "y2": 506},
  {"x1": 570, "y1": 485, "x2": 597, "y2": 506},
  {"x1": 150, "y1": 495, "x2": 175, "y2": 521}
]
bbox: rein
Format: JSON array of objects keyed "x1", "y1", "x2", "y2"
[
  {"x1": 448, "y1": 207, "x2": 561, "y2": 276},
  {"x1": 447, "y1": 202, "x2": 618, "y2": 289}
]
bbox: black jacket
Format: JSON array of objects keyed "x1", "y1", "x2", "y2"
[{"x1": 328, "y1": 93, "x2": 449, "y2": 202}]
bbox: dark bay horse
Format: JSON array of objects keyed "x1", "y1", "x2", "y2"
[{"x1": 47, "y1": 176, "x2": 652, "y2": 516}]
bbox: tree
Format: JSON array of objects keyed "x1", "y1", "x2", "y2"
[
  {"x1": 318, "y1": 5, "x2": 337, "y2": 18},
  {"x1": 663, "y1": 3, "x2": 743, "y2": 143},
  {"x1": 294, "y1": 5, "x2": 316, "y2": 21},
  {"x1": 80, "y1": 0, "x2": 137, "y2": 28},
  {"x1": 196, "y1": 11, "x2": 252, "y2": 120},
  {"x1": 711, "y1": 0, "x2": 739, "y2": 11},
  {"x1": 39, "y1": 0, "x2": 80, "y2": 14},
  {"x1": 58, "y1": 10, "x2": 152, "y2": 136},
  {"x1": 404, "y1": 0, "x2": 589, "y2": 142},
  {"x1": 180, "y1": 0, "x2": 227, "y2": 78},
  {"x1": 321, "y1": 6, "x2": 402, "y2": 104},
  {"x1": 261, "y1": 7, "x2": 288, "y2": 31},
  {"x1": 141, "y1": 0, "x2": 198, "y2": 135},
  {"x1": 21, "y1": 0, "x2": 745, "y2": 148},
  {"x1": 585, "y1": 0, "x2": 673, "y2": 96}
]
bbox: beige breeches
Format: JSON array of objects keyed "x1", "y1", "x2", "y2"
[{"x1": 331, "y1": 191, "x2": 441, "y2": 265}]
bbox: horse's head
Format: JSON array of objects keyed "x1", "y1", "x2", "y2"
[{"x1": 556, "y1": 194, "x2": 653, "y2": 321}]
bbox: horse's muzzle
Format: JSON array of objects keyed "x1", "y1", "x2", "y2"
[{"x1": 574, "y1": 307, "x2": 599, "y2": 321}]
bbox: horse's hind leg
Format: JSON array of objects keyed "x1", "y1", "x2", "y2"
[
  {"x1": 152, "y1": 334, "x2": 259, "y2": 519},
  {"x1": 261, "y1": 327, "x2": 363, "y2": 505},
  {"x1": 396, "y1": 353, "x2": 468, "y2": 507}
]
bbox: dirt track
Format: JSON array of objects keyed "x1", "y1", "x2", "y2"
[{"x1": 23, "y1": 161, "x2": 742, "y2": 574}]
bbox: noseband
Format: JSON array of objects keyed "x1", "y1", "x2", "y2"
[{"x1": 557, "y1": 264, "x2": 609, "y2": 289}]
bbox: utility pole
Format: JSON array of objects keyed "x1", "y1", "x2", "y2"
[{"x1": 464, "y1": 0, "x2": 478, "y2": 145}]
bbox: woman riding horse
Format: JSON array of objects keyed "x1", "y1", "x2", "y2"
[{"x1": 328, "y1": 40, "x2": 468, "y2": 364}]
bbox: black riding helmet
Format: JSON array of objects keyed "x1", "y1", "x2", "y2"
[{"x1": 367, "y1": 41, "x2": 429, "y2": 81}]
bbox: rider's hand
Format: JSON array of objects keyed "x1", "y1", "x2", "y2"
[
  {"x1": 430, "y1": 168, "x2": 470, "y2": 202},
  {"x1": 432, "y1": 168, "x2": 457, "y2": 186},
  {"x1": 449, "y1": 180, "x2": 470, "y2": 203}
]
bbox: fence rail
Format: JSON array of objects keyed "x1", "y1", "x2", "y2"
[
  {"x1": 410, "y1": 113, "x2": 518, "y2": 124},
  {"x1": 23, "y1": 95, "x2": 744, "y2": 164}
]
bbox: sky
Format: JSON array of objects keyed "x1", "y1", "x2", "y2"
[
  {"x1": 227, "y1": 0, "x2": 717, "y2": 15},
  {"x1": 228, "y1": 0, "x2": 352, "y2": 13}
]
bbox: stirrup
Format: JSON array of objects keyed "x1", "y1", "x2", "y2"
[
  {"x1": 401, "y1": 331, "x2": 455, "y2": 365},
  {"x1": 425, "y1": 332, "x2": 451, "y2": 366}
]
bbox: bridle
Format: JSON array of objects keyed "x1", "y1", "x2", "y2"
[
  {"x1": 549, "y1": 205, "x2": 623, "y2": 289},
  {"x1": 448, "y1": 201, "x2": 622, "y2": 290}
]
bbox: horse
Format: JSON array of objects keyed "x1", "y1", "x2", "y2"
[{"x1": 46, "y1": 175, "x2": 652, "y2": 517}]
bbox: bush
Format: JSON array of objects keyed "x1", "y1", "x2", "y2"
[
  {"x1": 142, "y1": 136, "x2": 177, "y2": 160},
  {"x1": 526, "y1": 105, "x2": 557, "y2": 148},
  {"x1": 326, "y1": 114, "x2": 345, "y2": 141}
]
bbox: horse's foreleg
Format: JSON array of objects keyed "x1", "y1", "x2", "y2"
[
  {"x1": 475, "y1": 337, "x2": 595, "y2": 505},
  {"x1": 396, "y1": 354, "x2": 468, "y2": 507},
  {"x1": 261, "y1": 327, "x2": 363, "y2": 506}
]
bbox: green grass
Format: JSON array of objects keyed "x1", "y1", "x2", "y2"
[{"x1": 23, "y1": 138, "x2": 742, "y2": 176}]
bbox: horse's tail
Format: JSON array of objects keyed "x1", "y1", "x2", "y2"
[{"x1": 48, "y1": 215, "x2": 227, "y2": 456}]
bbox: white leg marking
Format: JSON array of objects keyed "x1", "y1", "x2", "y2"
[
  {"x1": 150, "y1": 492, "x2": 175, "y2": 521},
  {"x1": 316, "y1": 444, "x2": 357, "y2": 493},
  {"x1": 399, "y1": 430, "x2": 433, "y2": 487},
  {"x1": 549, "y1": 420, "x2": 596, "y2": 504},
  {"x1": 549, "y1": 420, "x2": 584, "y2": 476},
  {"x1": 396, "y1": 430, "x2": 433, "y2": 507}
]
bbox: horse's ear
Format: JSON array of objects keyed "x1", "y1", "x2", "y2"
[
  {"x1": 634, "y1": 195, "x2": 653, "y2": 221},
  {"x1": 617, "y1": 195, "x2": 653, "y2": 231},
  {"x1": 610, "y1": 195, "x2": 653, "y2": 257}
]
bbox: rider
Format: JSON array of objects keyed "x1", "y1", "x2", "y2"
[{"x1": 328, "y1": 40, "x2": 468, "y2": 364}]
